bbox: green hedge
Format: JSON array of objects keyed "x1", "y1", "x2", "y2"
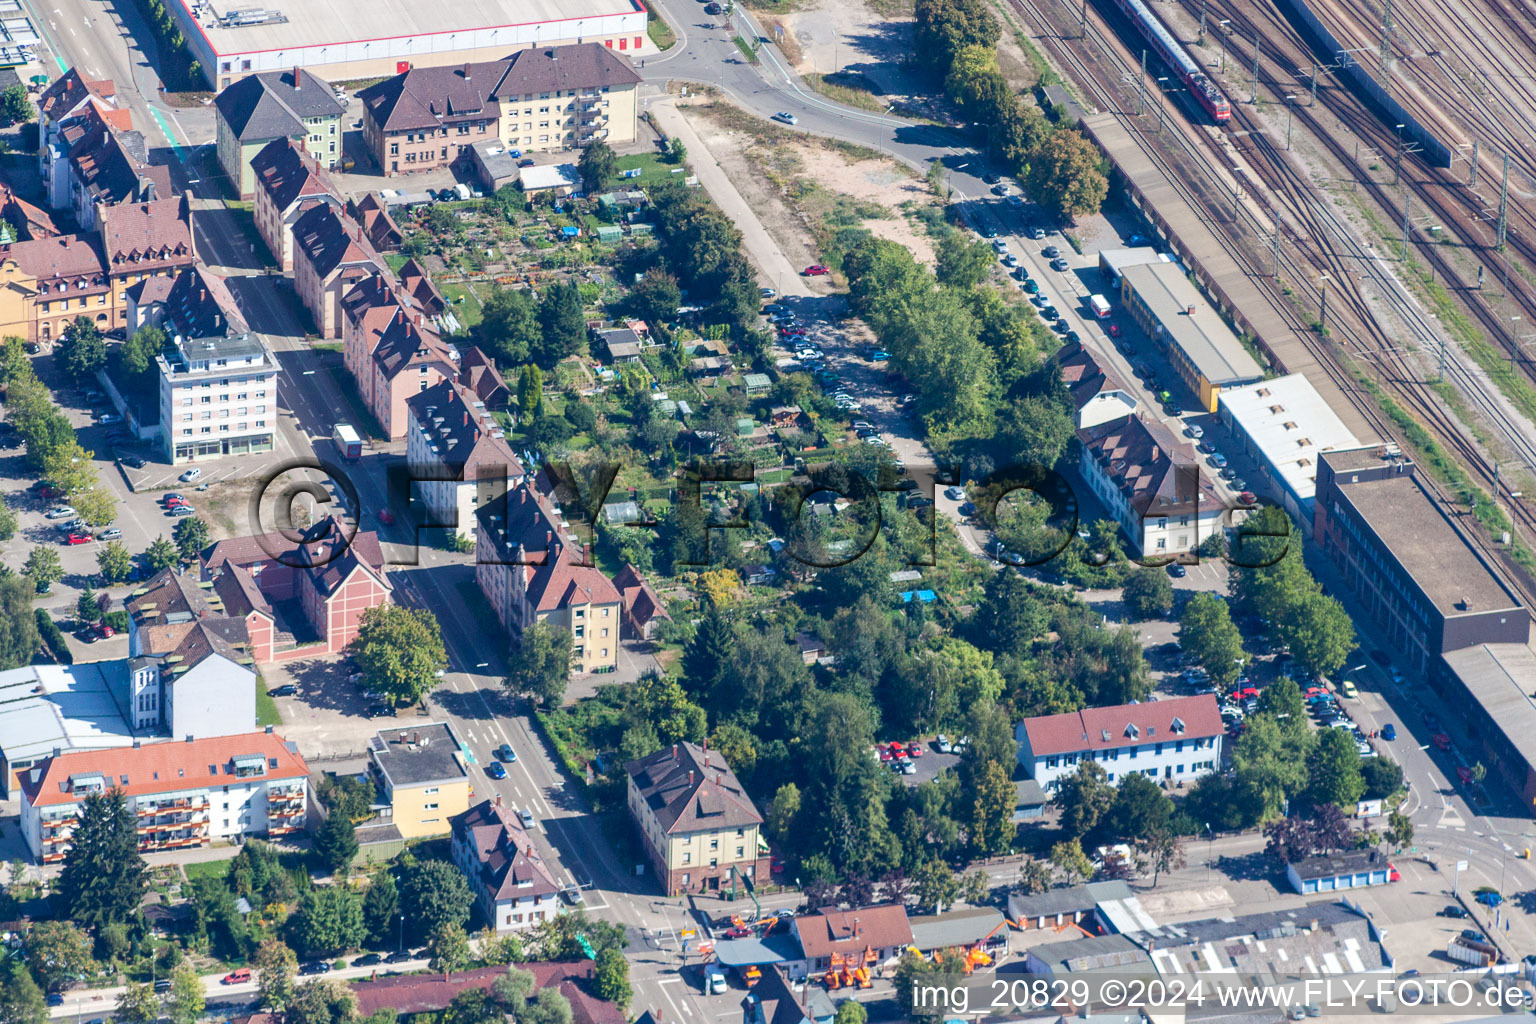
[{"x1": 36, "y1": 609, "x2": 72, "y2": 664}]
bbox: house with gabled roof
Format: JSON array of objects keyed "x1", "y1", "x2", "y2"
[
  {"x1": 5, "y1": 232, "x2": 109, "y2": 343},
  {"x1": 198, "y1": 516, "x2": 390, "y2": 663},
  {"x1": 1075, "y1": 413, "x2": 1223, "y2": 558},
  {"x1": 789, "y1": 903, "x2": 913, "y2": 975},
  {"x1": 1015, "y1": 694, "x2": 1224, "y2": 791},
  {"x1": 1057, "y1": 339, "x2": 1137, "y2": 429},
  {"x1": 407, "y1": 378, "x2": 526, "y2": 541},
  {"x1": 250, "y1": 138, "x2": 342, "y2": 272},
  {"x1": 99, "y1": 196, "x2": 196, "y2": 330},
  {"x1": 341, "y1": 269, "x2": 458, "y2": 437},
  {"x1": 214, "y1": 68, "x2": 347, "y2": 198},
  {"x1": 56, "y1": 102, "x2": 171, "y2": 231},
  {"x1": 625, "y1": 741, "x2": 768, "y2": 896},
  {"x1": 292, "y1": 203, "x2": 385, "y2": 337},
  {"x1": 460, "y1": 346, "x2": 510, "y2": 410},
  {"x1": 612, "y1": 564, "x2": 668, "y2": 640},
  {"x1": 37, "y1": 70, "x2": 119, "y2": 212},
  {"x1": 450, "y1": 796, "x2": 565, "y2": 932},
  {"x1": 347, "y1": 193, "x2": 404, "y2": 254},
  {"x1": 17, "y1": 728, "x2": 308, "y2": 862}
]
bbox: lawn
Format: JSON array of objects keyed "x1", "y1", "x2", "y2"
[
  {"x1": 441, "y1": 281, "x2": 484, "y2": 328},
  {"x1": 613, "y1": 151, "x2": 683, "y2": 187},
  {"x1": 256, "y1": 679, "x2": 282, "y2": 727}
]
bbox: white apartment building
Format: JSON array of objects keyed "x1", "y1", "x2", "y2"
[
  {"x1": 1016, "y1": 695, "x2": 1225, "y2": 791},
  {"x1": 18, "y1": 729, "x2": 308, "y2": 863},
  {"x1": 406, "y1": 379, "x2": 525, "y2": 541},
  {"x1": 157, "y1": 332, "x2": 279, "y2": 463}
]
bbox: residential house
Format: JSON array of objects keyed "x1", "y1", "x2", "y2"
[
  {"x1": 36, "y1": 70, "x2": 122, "y2": 214},
  {"x1": 1075, "y1": 413, "x2": 1223, "y2": 558},
  {"x1": 396, "y1": 256, "x2": 445, "y2": 315},
  {"x1": 625, "y1": 741, "x2": 768, "y2": 896},
  {"x1": 596, "y1": 325, "x2": 642, "y2": 363},
  {"x1": 450, "y1": 797, "x2": 564, "y2": 933},
  {"x1": 347, "y1": 192, "x2": 404, "y2": 253},
  {"x1": 474, "y1": 482, "x2": 623, "y2": 674},
  {"x1": 612, "y1": 564, "x2": 668, "y2": 640},
  {"x1": 742, "y1": 967, "x2": 835, "y2": 1024},
  {"x1": 1015, "y1": 694, "x2": 1225, "y2": 791},
  {"x1": 1057, "y1": 339, "x2": 1137, "y2": 429},
  {"x1": 5, "y1": 233, "x2": 108, "y2": 343},
  {"x1": 146, "y1": 271, "x2": 276, "y2": 463},
  {"x1": 460, "y1": 345, "x2": 510, "y2": 410},
  {"x1": 98, "y1": 196, "x2": 197, "y2": 332},
  {"x1": 406, "y1": 378, "x2": 527, "y2": 540},
  {"x1": 123, "y1": 569, "x2": 259, "y2": 737},
  {"x1": 368, "y1": 722, "x2": 471, "y2": 839},
  {"x1": 789, "y1": 903, "x2": 913, "y2": 976},
  {"x1": 292, "y1": 202, "x2": 384, "y2": 337},
  {"x1": 0, "y1": 184, "x2": 60, "y2": 242},
  {"x1": 341, "y1": 270, "x2": 458, "y2": 438},
  {"x1": 17, "y1": 729, "x2": 307, "y2": 863},
  {"x1": 57, "y1": 102, "x2": 171, "y2": 231},
  {"x1": 0, "y1": 252, "x2": 37, "y2": 340},
  {"x1": 356, "y1": 44, "x2": 641, "y2": 177},
  {"x1": 213, "y1": 68, "x2": 347, "y2": 199},
  {"x1": 201, "y1": 516, "x2": 391, "y2": 663},
  {"x1": 250, "y1": 138, "x2": 342, "y2": 273}
]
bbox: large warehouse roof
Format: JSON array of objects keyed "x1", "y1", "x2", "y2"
[
  {"x1": 0, "y1": 663, "x2": 137, "y2": 767},
  {"x1": 188, "y1": 0, "x2": 641, "y2": 56},
  {"x1": 1218, "y1": 373, "x2": 1360, "y2": 508},
  {"x1": 1122, "y1": 261, "x2": 1264, "y2": 387}
]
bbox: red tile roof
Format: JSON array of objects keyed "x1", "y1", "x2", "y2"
[
  {"x1": 1020, "y1": 694, "x2": 1224, "y2": 758},
  {"x1": 3, "y1": 234, "x2": 105, "y2": 283},
  {"x1": 38, "y1": 69, "x2": 115, "y2": 124},
  {"x1": 350, "y1": 962, "x2": 623, "y2": 1024},
  {"x1": 99, "y1": 198, "x2": 193, "y2": 270},
  {"x1": 792, "y1": 904, "x2": 912, "y2": 960},
  {"x1": 1076, "y1": 413, "x2": 1218, "y2": 517},
  {"x1": 293, "y1": 202, "x2": 382, "y2": 280},
  {"x1": 525, "y1": 547, "x2": 621, "y2": 612},
  {"x1": 20, "y1": 731, "x2": 308, "y2": 807},
  {"x1": 625, "y1": 742, "x2": 761, "y2": 835},
  {"x1": 451, "y1": 799, "x2": 561, "y2": 901}
]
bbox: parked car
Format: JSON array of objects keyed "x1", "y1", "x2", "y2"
[
  {"x1": 119, "y1": 454, "x2": 146, "y2": 468},
  {"x1": 1440, "y1": 904, "x2": 1468, "y2": 918},
  {"x1": 1042, "y1": 245, "x2": 1060, "y2": 258},
  {"x1": 45, "y1": 505, "x2": 76, "y2": 519},
  {"x1": 170, "y1": 505, "x2": 196, "y2": 517},
  {"x1": 1381, "y1": 722, "x2": 1396, "y2": 740},
  {"x1": 1051, "y1": 257, "x2": 1070, "y2": 271},
  {"x1": 1167, "y1": 563, "x2": 1187, "y2": 578},
  {"x1": 935, "y1": 734, "x2": 953, "y2": 753},
  {"x1": 704, "y1": 2, "x2": 722, "y2": 12},
  {"x1": 353, "y1": 954, "x2": 382, "y2": 968},
  {"x1": 1432, "y1": 733, "x2": 1452, "y2": 751},
  {"x1": 1339, "y1": 679, "x2": 1359, "y2": 698},
  {"x1": 1208, "y1": 453, "x2": 1229, "y2": 469},
  {"x1": 802, "y1": 264, "x2": 828, "y2": 276},
  {"x1": 180, "y1": 467, "x2": 202, "y2": 482},
  {"x1": 367, "y1": 703, "x2": 396, "y2": 718},
  {"x1": 1237, "y1": 491, "x2": 1257, "y2": 505},
  {"x1": 98, "y1": 527, "x2": 122, "y2": 540},
  {"x1": 269, "y1": 684, "x2": 298, "y2": 697},
  {"x1": 385, "y1": 950, "x2": 415, "y2": 964},
  {"x1": 65, "y1": 533, "x2": 92, "y2": 545},
  {"x1": 517, "y1": 808, "x2": 535, "y2": 829},
  {"x1": 161, "y1": 493, "x2": 185, "y2": 504},
  {"x1": 1029, "y1": 226, "x2": 1046, "y2": 239},
  {"x1": 222, "y1": 969, "x2": 253, "y2": 985},
  {"x1": 299, "y1": 962, "x2": 331, "y2": 976}
]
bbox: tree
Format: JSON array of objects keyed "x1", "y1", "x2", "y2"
[
  {"x1": 912, "y1": 858, "x2": 959, "y2": 913},
  {"x1": 534, "y1": 281, "x2": 587, "y2": 369},
  {"x1": 0, "y1": 505, "x2": 16, "y2": 542},
  {"x1": 517, "y1": 365, "x2": 544, "y2": 421},
  {"x1": 1025, "y1": 129, "x2": 1108, "y2": 221},
  {"x1": 936, "y1": 230, "x2": 995, "y2": 288},
  {"x1": 286, "y1": 979, "x2": 357, "y2": 1024},
  {"x1": 289, "y1": 887, "x2": 365, "y2": 958},
  {"x1": 1138, "y1": 826, "x2": 1186, "y2": 885},
  {"x1": 1098, "y1": 772, "x2": 1172, "y2": 845},
  {"x1": 315, "y1": 810, "x2": 358, "y2": 876},
  {"x1": 834, "y1": 1001, "x2": 868, "y2": 1024},
  {"x1": 252, "y1": 938, "x2": 298, "y2": 1011},
  {"x1": 1049, "y1": 838, "x2": 1093, "y2": 884},
  {"x1": 56, "y1": 788, "x2": 146, "y2": 932},
  {"x1": 0, "y1": 958, "x2": 47, "y2": 1024},
  {"x1": 592, "y1": 947, "x2": 631, "y2": 1011},
  {"x1": 0, "y1": 84, "x2": 33, "y2": 126},
  {"x1": 493, "y1": 966, "x2": 539, "y2": 1009},
  {"x1": 167, "y1": 960, "x2": 204, "y2": 1024},
  {"x1": 1385, "y1": 810, "x2": 1414, "y2": 850},
  {"x1": 577, "y1": 140, "x2": 618, "y2": 193},
  {"x1": 1179, "y1": 593, "x2": 1246, "y2": 687},
  {"x1": 427, "y1": 921, "x2": 472, "y2": 978},
  {"x1": 1122, "y1": 567, "x2": 1174, "y2": 620},
  {"x1": 506, "y1": 620, "x2": 572, "y2": 708},
  {"x1": 667, "y1": 137, "x2": 686, "y2": 164},
  {"x1": 96, "y1": 540, "x2": 132, "y2": 584},
  {"x1": 475, "y1": 286, "x2": 540, "y2": 366},
  {"x1": 22, "y1": 545, "x2": 62, "y2": 592},
  {"x1": 115, "y1": 983, "x2": 160, "y2": 1024},
  {"x1": 363, "y1": 873, "x2": 400, "y2": 947},
  {"x1": 75, "y1": 586, "x2": 99, "y2": 625},
  {"x1": 350, "y1": 605, "x2": 447, "y2": 708},
  {"x1": 1232, "y1": 714, "x2": 1311, "y2": 822},
  {"x1": 1054, "y1": 761, "x2": 1113, "y2": 840},
  {"x1": 972, "y1": 569, "x2": 1046, "y2": 657},
  {"x1": 959, "y1": 868, "x2": 991, "y2": 906},
  {"x1": 118, "y1": 325, "x2": 165, "y2": 379},
  {"x1": 628, "y1": 268, "x2": 682, "y2": 322},
  {"x1": 1307, "y1": 727, "x2": 1365, "y2": 809},
  {"x1": 144, "y1": 536, "x2": 179, "y2": 572},
  {"x1": 1016, "y1": 857, "x2": 1052, "y2": 895},
  {"x1": 767, "y1": 783, "x2": 801, "y2": 841},
  {"x1": 23, "y1": 921, "x2": 95, "y2": 992},
  {"x1": 71, "y1": 487, "x2": 115, "y2": 530},
  {"x1": 399, "y1": 860, "x2": 472, "y2": 943},
  {"x1": 1361, "y1": 756, "x2": 1404, "y2": 801},
  {"x1": 1256, "y1": 676, "x2": 1306, "y2": 729},
  {"x1": 0, "y1": 574, "x2": 38, "y2": 670},
  {"x1": 968, "y1": 759, "x2": 1017, "y2": 857},
  {"x1": 173, "y1": 516, "x2": 210, "y2": 562},
  {"x1": 56, "y1": 317, "x2": 105, "y2": 382},
  {"x1": 522, "y1": 990, "x2": 574, "y2": 1024},
  {"x1": 1279, "y1": 592, "x2": 1356, "y2": 679}
]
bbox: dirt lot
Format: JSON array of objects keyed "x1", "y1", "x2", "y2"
[
  {"x1": 680, "y1": 99, "x2": 939, "y2": 269},
  {"x1": 765, "y1": 0, "x2": 917, "y2": 92}
]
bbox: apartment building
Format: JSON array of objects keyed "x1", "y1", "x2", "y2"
[
  {"x1": 357, "y1": 44, "x2": 640, "y2": 177},
  {"x1": 155, "y1": 316, "x2": 278, "y2": 464},
  {"x1": 1016, "y1": 695, "x2": 1224, "y2": 791},
  {"x1": 18, "y1": 728, "x2": 308, "y2": 863},
  {"x1": 250, "y1": 138, "x2": 342, "y2": 272},
  {"x1": 450, "y1": 797, "x2": 564, "y2": 933},
  {"x1": 292, "y1": 202, "x2": 384, "y2": 337},
  {"x1": 340, "y1": 269, "x2": 457, "y2": 438},
  {"x1": 625, "y1": 741, "x2": 768, "y2": 896},
  {"x1": 406, "y1": 379, "x2": 526, "y2": 540},
  {"x1": 214, "y1": 68, "x2": 347, "y2": 198},
  {"x1": 1075, "y1": 413, "x2": 1223, "y2": 558},
  {"x1": 369, "y1": 723, "x2": 472, "y2": 839}
]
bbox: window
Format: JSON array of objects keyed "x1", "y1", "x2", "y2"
[
  {"x1": 683, "y1": 852, "x2": 691, "y2": 864},
  {"x1": 424, "y1": 802, "x2": 439, "y2": 810},
  {"x1": 425, "y1": 787, "x2": 439, "y2": 794},
  {"x1": 710, "y1": 839, "x2": 718, "y2": 850}
]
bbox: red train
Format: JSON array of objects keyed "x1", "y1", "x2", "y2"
[{"x1": 1110, "y1": 0, "x2": 1231, "y2": 121}]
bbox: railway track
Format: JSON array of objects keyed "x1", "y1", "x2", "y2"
[{"x1": 998, "y1": 0, "x2": 1536, "y2": 603}]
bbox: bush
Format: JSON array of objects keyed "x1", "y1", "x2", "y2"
[
  {"x1": 104, "y1": 611, "x2": 129, "y2": 633},
  {"x1": 35, "y1": 608, "x2": 72, "y2": 664}
]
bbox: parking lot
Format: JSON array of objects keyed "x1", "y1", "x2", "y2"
[{"x1": 257, "y1": 652, "x2": 434, "y2": 759}]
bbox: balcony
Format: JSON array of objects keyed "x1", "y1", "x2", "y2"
[
  {"x1": 138, "y1": 795, "x2": 208, "y2": 815},
  {"x1": 42, "y1": 815, "x2": 77, "y2": 830}
]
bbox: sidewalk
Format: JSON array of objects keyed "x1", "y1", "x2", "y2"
[{"x1": 646, "y1": 100, "x2": 811, "y2": 298}]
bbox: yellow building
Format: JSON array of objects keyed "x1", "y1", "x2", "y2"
[
  {"x1": 369, "y1": 722, "x2": 472, "y2": 839},
  {"x1": 626, "y1": 742, "x2": 769, "y2": 896},
  {"x1": 0, "y1": 256, "x2": 37, "y2": 340}
]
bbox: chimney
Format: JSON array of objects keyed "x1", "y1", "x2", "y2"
[
  {"x1": 495, "y1": 793, "x2": 502, "y2": 806},
  {"x1": 463, "y1": 408, "x2": 469, "y2": 427},
  {"x1": 293, "y1": 66, "x2": 301, "y2": 87},
  {"x1": 1186, "y1": 304, "x2": 1196, "y2": 315},
  {"x1": 200, "y1": 287, "x2": 206, "y2": 302},
  {"x1": 546, "y1": 529, "x2": 552, "y2": 546},
  {"x1": 688, "y1": 770, "x2": 694, "y2": 787}
]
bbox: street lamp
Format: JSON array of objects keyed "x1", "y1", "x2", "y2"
[
  {"x1": 1218, "y1": 20, "x2": 1231, "y2": 71},
  {"x1": 1392, "y1": 123, "x2": 1406, "y2": 184},
  {"x1": 1284, "y1": 94, "x2": 1297, "y2": 150},
  {"x1": 399, "y1": 913, "x2": 405, "y2": 952},
  {"x1": 1156, "y1": 76, "x2": 1169, "y2": 133},
  {"x1": 1317, "y1": 273, "x2": 1333, "y2": 333}
]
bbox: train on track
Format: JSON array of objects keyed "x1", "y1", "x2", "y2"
[{"x1": 1109, "y1": 0, "x2": 1230, "y2": 121}]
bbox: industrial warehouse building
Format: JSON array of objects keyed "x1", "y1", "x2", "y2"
[
  {"x1": 1439, "y1": 642, "x2": 1536, "y2": 814},
  {"x1": 1217, "y1": 373, "x2": 1363, "y2": 531},
  {"x1": 166, "y1": 0, "x2": 650, "y2": 91},
  {"x1": 1118, "y1": 260, "x2": 1264, "y2": 413}
]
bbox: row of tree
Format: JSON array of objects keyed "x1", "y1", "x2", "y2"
[{"x1": 916, "y1": 0, "x2": 1108, "y2": 220}]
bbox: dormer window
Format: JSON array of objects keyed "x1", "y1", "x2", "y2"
[
  {"x1": 1124, "y1": 723, "x2": 1139, "y2": 739},
  {"x1": 1170, "y1": 717, "x2": 1186, "y2": 734}
]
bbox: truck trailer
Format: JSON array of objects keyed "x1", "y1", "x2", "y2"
[{"x1": 333, "y1": 423, "x2": 362, "y2": 461}]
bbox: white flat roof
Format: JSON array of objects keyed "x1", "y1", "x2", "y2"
[
  {"x1": 0, "y1": 664, "x2": 136, "y2": 766},
  {"x1": 187, "y1": 0, "x2": 639, "y2": 57},
  {"x1": 1218, "y1": 373, "x2": 1361, "y2": 506},
  {"x1": 520, "y1": 163, "x2": 579, "y2": 191}
]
